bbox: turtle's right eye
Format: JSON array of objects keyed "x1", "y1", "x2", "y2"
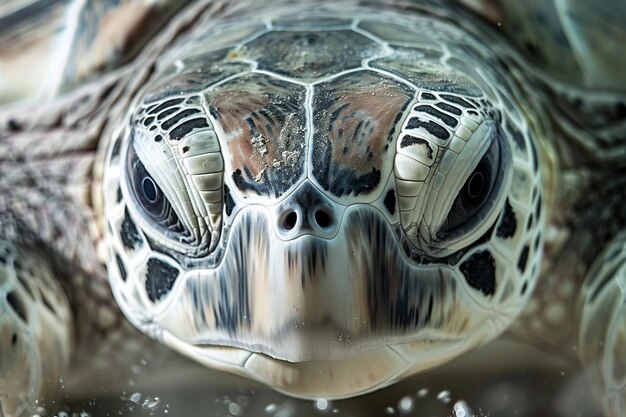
[{"x1": 127, "y1": 144, "x2": 187, "y2": 237}]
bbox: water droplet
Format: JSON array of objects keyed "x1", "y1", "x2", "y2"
[
  {"x1": 315, "y1": 399, "x2": 329, "y2": 412},
  {"x1": 385, "y1": 406, "x2": 396, "y2": 414},
  {"x1": 453, "y1": 400, "x2": 473, "y2": 417},
  {"x1": 398, "y1": 396, "x2": 414, "y2": 413},
  {"x1": 129, "y1": 392, "x2": 141, "y2": 403},
  {"x1": 131, "y1": 365, "x2": 141, "y2": 374},
  {"x1": 265, "y1": 403, "x2": 278, "y2": 414},
  {"x1": 228, "y1": 402, "x2": 242, "y2": 416},
  {"x1": 417, "y1": 388, "x2": 428, "y2": 398},
  {"x1": 437, "y1": 390, "x2": 451, "y2": 403},
  {"x1": 144, "y1": 396, "x2": 161, "y2": 410}
]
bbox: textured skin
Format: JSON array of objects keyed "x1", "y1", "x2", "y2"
[
  {"x1": 102, "y1": 4, "x2": 543, "y2": 398},
  {"x1": 0, "y1": 0, "x2": 189, "y2": 103},
  {"x1": 0, "y1": 0, "x2": 624, "y2": 416},
  {"x1": 460, "y1": 0, "x2": 626, "y2": 89}
]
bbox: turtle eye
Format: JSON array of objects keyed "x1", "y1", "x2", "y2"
[
  {"x1": 439, "y1": 132, "x2": 502, "y2": 237},
  {"x1": 127, "y1": 144, "x2": 188, "y2": 237}
]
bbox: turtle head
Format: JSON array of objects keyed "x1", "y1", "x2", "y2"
[{"x1": 102, "y1": 12, "x2": 543, "y2": 399}]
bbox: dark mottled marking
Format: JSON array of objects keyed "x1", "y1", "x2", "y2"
[
  {"x1": 399, "y1": 134, "x2": 434, "y2": 159},
  {"x1": 421, "y1": 92, "x2": 436, "y2": 100},
  {"x1": 182, "y1": 146, "x2": 190, "y2": 154},
  {"x1": 115, "y1": 254, "x2": 127, "y2": 282},
  {"x1": 40, "y1": 290, "x2": 55, "y2": 315},
  {"x1": 535, "y1": 196, "x2": 542, "y2": 219},
  {"x1": 110, "y1": 136, "x2": 122, "y2": 159},
  {"x1": 145, "y1": 258, "x2": 179, "y2": 302},
  {"x1": 517, "y1": 245, "x2": 530, "y2": 273},
  {"x1": 414, "y1": 105, "x2": 458, "y2": 127},
  {"x1": 16, "y1": 275, "x2": 34, "y2": 299},
  {"x1": 496, "y1": 200, "x2": 516, "y2": 238},
  {"x1": 435, "y1": 102, "x2": 462, "y2": 115},
  {"x1": 329, "y1": 103, "x2": 350, "y2": 127},
  {"x1": 521, "y1": 281, "x2": 528, "y2": 295},
  {"x1": 11, "y1": 333, "x2": 17, "y2": 346},
  {"x1": 406, "y1": 117, "x2": 449, "y2": 140},
  {"x1": 440, "y1": 94, "x2": 475, "y2": 108},
  {"x1": 526, "y1": 215, "x2": 534, "y2": 230},
  {"x1": 245, "y1": 116, "x2": 260, "y2": 136},
  {"x1": 186, "y1": 96, "x2": 201, "y2": 105},
  {"x1": 120, "y1": 209, "x2": 143, "y2": 250},
  {"x1": 169, "y1": 118, "x2": 209, "y2": 141},
  {"x1": 386, "y1": 111, "x2": 405, "y2": 142},
  {"x1": 208, "y1": 105, "x2": 220, "y2": 119},
  {"x1": 142, "y1": 116, "x2": 155, "y2": 127},
  {"x1": 116, "y1": 186, "x2": 122, "y2": 203},
  {"x1": 534, "y1": 233, "x2": 541, "y2": 250},
  {"x1": 460, "y1": 250, "x2": 496, "y2": 296},
  {"x1": 506, "y1": 120, "x2": 526, "y2": 151},
  {"x1": 7, "y1": 119, "x2": 21, "y2": 132},
  {"x1": 162, "y1": 109, "x2": 202, "y2": 130},
  {"x1": 149, "y1": 125, "x2": 157, "y2": 131},
  {"x1": 529, "y1": 135, "x2": 538, "y2": 169},
  {"x1": 384, "y1": 189, "x2": 396, "y2": 215},
  {"x1": 156, "y1": 107, "x2": 180, "y2": 121},
  {"x1": 149, "y1": 98, "x2": 185, "y2": 115},
  {"x1": 426, "y1": 294, "x2": 436, "y2": 323},
  {"x1": 232, "y1": 168, "x2": 262, "y2": 196},
  {"x1": 319, "y1": 166, "x2": 381, "y2": 197},
  {"x1": 224, "y1": 185, "x2": 235, "y2": 216},
  {"x1": 7, "y1": 291, "x2": 27, "y2": 322},
  {"x1": 589, "y1": 260, "x2": 622, "y2": 303},
  {"x1": 155, "y1": 135, "x2": 163, "y2": 142}
]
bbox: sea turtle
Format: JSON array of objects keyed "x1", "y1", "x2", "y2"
[{"x1": 1, "y1": 0, "x2": 625, "y2": 416}]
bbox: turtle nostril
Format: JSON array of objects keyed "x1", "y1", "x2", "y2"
[
  {"x1": 282, "y1": 211, "x2": 298, "y2": 230},
  {"x1": 314, "y1": 207, "x2": 333, "y2": 229}
]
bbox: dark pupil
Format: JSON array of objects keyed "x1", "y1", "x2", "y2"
[
  {"x1": 142, "y1": 177, "x2": 158, "y2": 203},
  {"x1": 466, "y1": 171, "x2": 485, "y2": 199},
  {"x1": 460, "y1": 158, "x2": 492, "y2": 212},
  {"x1": 127, "y1": 146, "x2": 167, "y2": 220}
]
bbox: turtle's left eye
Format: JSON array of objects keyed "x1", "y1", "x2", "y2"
[
  {"x1": 438, "y1": 128, "x2": 506, "y2": 239},
  {"x1": 127, "y1": 145, "x2": 188, "y2": 238}
]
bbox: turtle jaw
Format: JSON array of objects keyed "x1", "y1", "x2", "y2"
[
  {"x1": 148, "y1": 205, "x2": 501, "y2": 368},
  {"x1": 161, "y1": 329, "x2": 474, "y2": 400}
]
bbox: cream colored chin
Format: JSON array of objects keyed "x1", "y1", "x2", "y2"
[{"x1": 162, "y1": 330, "x2": 470, "y2": 399}]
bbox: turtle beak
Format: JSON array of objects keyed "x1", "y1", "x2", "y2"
[{"x1": 155, "y1": 204, "x2": 489, "y2": 363}]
